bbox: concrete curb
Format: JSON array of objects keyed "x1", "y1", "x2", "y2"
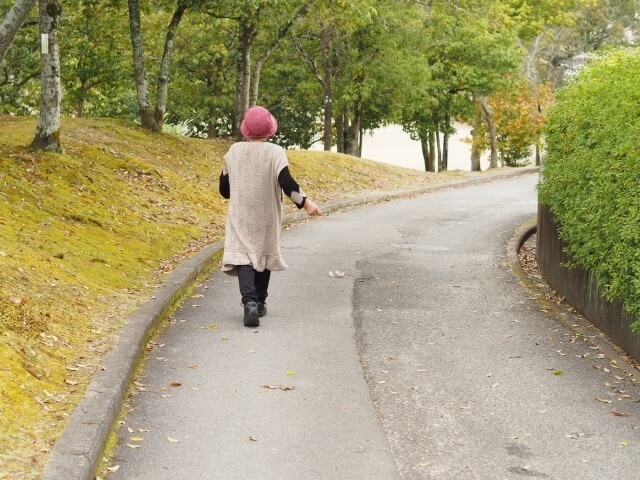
[{"x1": 42, "y1": 166, "x2": 539, "y2": 480}]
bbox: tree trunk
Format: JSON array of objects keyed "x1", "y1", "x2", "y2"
[
  {"x1": 154, "y1": 1, "x2": 188, "y2": 129},
  {"x1": 322, "y1": 85, "x2": 332, "y2": 151},
  {"x1": 439, "y1": 111, "x2": 450, "y2": 172},
  {"x1": 321, "y1": 28, "x2": 333, "y2": 151},
  {"x1": 428, "y1": 129, "x2": 436, "y2": 172},
  {"x1": 481, "y1": 96, "x2": 498, "y2": 168},
  {"x1": 420, "y1": 132, "x2": 430, "y2": 172},
  {"x1": 470, "y1": 142, "x2": 481, "y2": 171},
  {"x1": 470, "y1": 92, "x2": 482, "y2": 171},
  {"x1": 336, "y1": 112, "x2": 344, "y2": 153},
  {"x1": 344, "y1": 105, "x2": 361, "y2": 157},
  {"x1": 234, "y1": 21, "x2": 256, "y2": 139},
  {"x1": 0, "y1": 0, "x2": 37, "y2": 62},
  {"x1": 31, "y1": 0, "x2": 62, "y2": 152},
  {"x1": 127, "y1": 0, "x2": 159, "y2": 131},
  {"x1": 77, "y1": 97, "x2": 84, "y2": 118},
  {"x1": 442, "y1": 131, "x2": 449, "y2": 171},
  {"x1": 535, "y1": 142, "x2": 541, "y2": 166},
  {"x1": 435, "y1": 126, "x2": 441, "y2": 170}
]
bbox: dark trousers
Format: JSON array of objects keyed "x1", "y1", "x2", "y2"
[{"x1": 237, "y1": 265, "x2": 271, "y2": 305}]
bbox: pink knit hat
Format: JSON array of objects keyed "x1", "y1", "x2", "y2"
[{"x1": 240, "y1": 106, "x2": 278, "y2": 139}]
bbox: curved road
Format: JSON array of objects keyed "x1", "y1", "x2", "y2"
[{"x1": 110, "y1": 173, "x2": 640, "y2": 479}]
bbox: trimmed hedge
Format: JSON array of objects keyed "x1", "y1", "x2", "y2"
[{"x1": 538, "y1": 48, "x2": 640, "y2": 328}]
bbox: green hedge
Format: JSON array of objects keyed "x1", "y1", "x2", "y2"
[{"x1": 538, "y1": 48, "x2": 640, "y2": 327}]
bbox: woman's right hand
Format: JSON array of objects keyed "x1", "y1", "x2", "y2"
[{"x1": 304, "y1": 199, "x2": 322, "y2": 216}]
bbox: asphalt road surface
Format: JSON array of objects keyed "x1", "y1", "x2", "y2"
[{"x1": 110, "y1": 173, "x2": 640, "y2": 479}]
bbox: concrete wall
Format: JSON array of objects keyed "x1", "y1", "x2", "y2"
[{"x1": 536, "y1": 204, "x2": 640, "y2": 362}]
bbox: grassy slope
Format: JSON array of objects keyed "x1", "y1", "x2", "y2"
[{"x1": 1, "y1": 115, "x2": 460, "y2": 477}]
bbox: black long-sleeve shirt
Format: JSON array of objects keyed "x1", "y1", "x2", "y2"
[{"x1": 219, "y1": 166, "x2": 307, "y2": 209}]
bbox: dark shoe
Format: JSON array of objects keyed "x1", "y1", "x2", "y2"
[
  {"x1": 243, "y1": 302, "x2": 260, "y2": 327},
  {"x1": 257, "y1": 302, "x2": 267, "y2": 317}
]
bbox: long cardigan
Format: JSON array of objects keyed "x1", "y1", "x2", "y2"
[{"x1": 220, "y1": 142, "x2": 300, "y2": 274}]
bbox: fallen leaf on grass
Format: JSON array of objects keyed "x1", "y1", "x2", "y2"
[{"x1": 261, "y1": 384, "x2": 295, "y2": 391}]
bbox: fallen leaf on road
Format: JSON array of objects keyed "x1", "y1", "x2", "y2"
[
  {"x1": 106, "y1": 466, "x2": 120, "y2": 472},
  {"x1": 167, "y1": 436, "x2": 180, "y2": 443},
  {"x1": 611, "y1": 410, "x2": 630, "y2": 417},
  {"x1": 207, "y1": 325, "x2": 218, "y2": 330},
  {"x1": 595, "y1": 397, "x2": 613, "y2": 403},
  {"x1": 285, "y1": 370, "x2": 296, "y2": 376},
  {"x1": 249, "y1": 436, "x2": 257, "y2": 442},
  {"x1": 621, "y1": 440, "x2": 629, "y2": 447},
  {"x1": 261, "y1": 384, "x2": 295, "y2": 391},
  {"x1": 130, "y1": 436, "x2": 144, "y2": 442},
  {"x1": 552, "y1": 370, "x2": 564, "y2": 376},
  {"x1": 127, "y1": 444, "x2": 140, "y2": 449},
  {"x1": 170, "y1": 382, "x2": 182, "y2": 387}
]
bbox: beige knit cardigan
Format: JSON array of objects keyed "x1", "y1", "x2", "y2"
[{"x1": 221, "y1": 142, "x2": 289, "y2": 275}]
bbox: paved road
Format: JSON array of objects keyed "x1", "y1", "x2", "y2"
[{"x1": 110, "y1": 173, "x2": 640, "y2": 479}]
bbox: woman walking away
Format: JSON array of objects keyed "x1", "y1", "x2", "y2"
[{"x1": 219, "y1": 106, "x2": 321, "y2": 327}]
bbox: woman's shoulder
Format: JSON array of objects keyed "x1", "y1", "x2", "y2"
[{"x1": 263, "y1": 142, "x2": 285, "y2": 153}]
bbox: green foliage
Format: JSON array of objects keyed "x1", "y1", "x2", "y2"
[
  {"x1": 538, "y1": 48, "x2": 640, "y2": 326},
  {"x1": 60, "y1": 0, "x2": 135, "y2": 118}
]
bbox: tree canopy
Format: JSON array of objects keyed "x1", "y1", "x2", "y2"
[{"x1": 1, "y1": 0, "x2": 637, "y2": 164}]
